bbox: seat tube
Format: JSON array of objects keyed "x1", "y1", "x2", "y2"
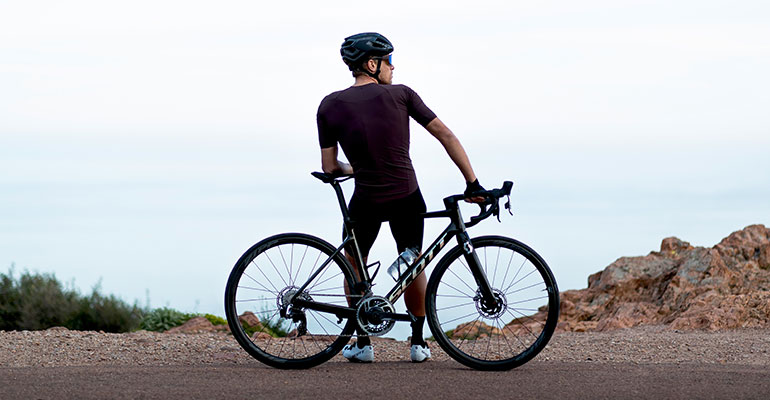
[{"x1": 333, "y1": 181, "x2": 368, "y2": 282}]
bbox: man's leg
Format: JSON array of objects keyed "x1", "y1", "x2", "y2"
[
  {"x1": 389, "y1": 189, "x2": 428, "y2": 347},
  {"x1": 403, "y1": 272, "x2": 426, "y2": 317},
  {"x1": 342, "y1": 195, "x2": 381, "y2": 349},
  {"x1": 343, "y1": 251, "x2": 372, "y2": 348}
]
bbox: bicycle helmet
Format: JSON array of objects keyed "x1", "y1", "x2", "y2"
[{"x1": 340, "y1": 32, "x2": 393, "y2": 81}]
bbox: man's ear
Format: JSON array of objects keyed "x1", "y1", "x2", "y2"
[{"x1": 365, "y1": 58, "x2": 377, "y2": 74}]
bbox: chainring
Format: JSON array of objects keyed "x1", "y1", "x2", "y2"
[{"x1": 355, "y1": 295, "x2": 396, "y2": 336}]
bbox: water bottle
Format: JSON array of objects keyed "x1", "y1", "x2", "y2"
[{"x1": 387, "y1": 247, "x2": 419, "y2": 281}]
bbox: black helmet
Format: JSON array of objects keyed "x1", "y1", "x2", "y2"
[{"x1": 340, "y1": 32, "x2": 393, "y2": 71}]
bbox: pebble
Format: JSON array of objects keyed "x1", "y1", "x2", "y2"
[{"x1": 0, "y1": 325, "x2": 768, "y2": 367}]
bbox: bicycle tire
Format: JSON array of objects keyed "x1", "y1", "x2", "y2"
[
  {"x1": 426, "y1": 236, "x2": 559, "y2": 371},
  {"x1": 224, "y1": 233, "x2": 358, "y2": 369}
]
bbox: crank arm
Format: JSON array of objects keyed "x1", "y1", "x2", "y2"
[{"x1": 374, "y1": 312, "x2": 413, "y2": 322}]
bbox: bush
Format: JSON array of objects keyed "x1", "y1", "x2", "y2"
[
  {"x1": 139, "y1": 307, "x2": 196, "y2": 332},
  {"x1": 0, "y1": 268, "x2": 142, "y2": 332},
  {"x1": 69, "y1": 291, "x2": 143, "y2": 333},
  {"x1": 204, "y1": 313, "x2": 227, "y2": 326}
]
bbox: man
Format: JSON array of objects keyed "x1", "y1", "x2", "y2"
[{"x1": 316, "y1": 32, "x2": 483, "y2": 363}]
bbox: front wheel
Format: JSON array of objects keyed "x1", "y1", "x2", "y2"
[
  {"x1": 426, "y1": 236, "x2": 559, "y2": 370},
  {"x1": 224, "y1": 233, "x2": 358, "y2": 369}
]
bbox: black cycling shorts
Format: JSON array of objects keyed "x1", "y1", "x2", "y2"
[{"x1": 345, "y1": 188, "x2": 427, "y2": 259}]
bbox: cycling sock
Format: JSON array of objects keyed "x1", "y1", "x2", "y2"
[
  {"x1": 410, "y1": 316, "x2": 426, "y2": 346},
  {"x1": 356, "y1": 331, "x2": 371, "y2": 348}
]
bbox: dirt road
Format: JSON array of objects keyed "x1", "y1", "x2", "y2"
[{"x1": 3, "y1": 360, "x2": 769, "y2": 399}]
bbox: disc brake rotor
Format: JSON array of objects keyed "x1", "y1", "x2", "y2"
[{"x1": 474, "y1": 289, "x2": 507, "y2": 319}]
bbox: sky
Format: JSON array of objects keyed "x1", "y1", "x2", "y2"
[{"x1": 1, "y1": 0, "x2": 769, "y2": 339}]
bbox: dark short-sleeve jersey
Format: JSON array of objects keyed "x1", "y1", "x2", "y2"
[{"x1": 317, "y1": 84, "x2": 436, "y2": 202}]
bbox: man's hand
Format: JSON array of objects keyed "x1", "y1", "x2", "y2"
[
  {"x1": 321, "y1": 146, "x2": 354, "y2": 176},
  {"x1": 338, "y1": 161, "x2": 354, "y2": 175},
  {"x1": 464, "y1": 179, "x2": 486, "y2": 203}
]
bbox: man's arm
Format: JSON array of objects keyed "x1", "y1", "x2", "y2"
[
  {"x1": 321, "y1": 146, "x2": 354, "y2": 175},
  {"x1": 425, "y1": 117, "x2": 477, "y2": 183}
]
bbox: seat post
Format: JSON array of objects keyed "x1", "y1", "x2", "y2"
[{"x1": 331, "y1": 181, "x2": 353, "y2": 226}]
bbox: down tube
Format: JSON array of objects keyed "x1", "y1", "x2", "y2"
[{"x1": 386, "y1": 227, "x2": 454, "y2": 303}]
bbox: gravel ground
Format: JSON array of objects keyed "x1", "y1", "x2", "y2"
[{"x1": 1, "y1": 326, "x2": 769, "y2": 368}]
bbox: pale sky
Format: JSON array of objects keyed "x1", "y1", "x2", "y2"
[{"x1": 2, "y1": 0, "x2": 769, "y2": 338}]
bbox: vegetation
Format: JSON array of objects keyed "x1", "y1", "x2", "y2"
[
  {"x1": 238, "y1": 306, "x2": 290, "y2": 338},
  {"x1": 0, "y1": 268, "x2": 142, "y2": 332},
  {"x1": 203, "y1": 313, "x2": 227, "y2": 326},
  {"x1": 139, "y1": 307, "x2": 196, "y2": 332},
  {"x1": 0, "y1": 267, "x2": 230, "y2": 333}
]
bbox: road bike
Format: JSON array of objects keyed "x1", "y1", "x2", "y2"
[{"x1": 224, "y1": 172, "x2": 559, "y2": 370}]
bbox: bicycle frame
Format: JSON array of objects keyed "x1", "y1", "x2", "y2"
[{"x1": 290, "y1": 176, "x2": 496, "y2": 323}]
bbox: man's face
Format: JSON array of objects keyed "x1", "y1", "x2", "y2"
[
  {"x1": 378, "y1": 56, "x2": 394, "y2": 84},
  {"x1": 367, "y1": 55, "x2": 394, "y2": 84}
]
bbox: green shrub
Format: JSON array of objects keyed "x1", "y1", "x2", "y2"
[
  {"x1": 204, "y1": 313, "x2": 227, "y2": 326},
  {"x1": 0, "y1": 268, "x2": 142, "y2": 332},
  {"x1": 69, "y1": 291, "x2": 143, "y2": 333},
  {"x1": 139, "y1": 307, "x2": 196, "y2": 332}
]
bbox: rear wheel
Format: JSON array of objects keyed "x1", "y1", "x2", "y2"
[
  {"x1": 224, "y1": 233, "x2": 358, "y2": 369},
  {"x1": 426, "y1": 236, "x2": 559, "y2": 370}
]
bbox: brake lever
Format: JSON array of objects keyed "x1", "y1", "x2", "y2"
[
  {"x1": 505, "y1": 195, "x2": 513, "y2": 216},
  {"x1": 493, "y1": 202, "x2": 501, "y2": 223}
]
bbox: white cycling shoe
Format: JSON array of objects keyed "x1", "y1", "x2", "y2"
[
  {"x1": 342, "y1": 343, "x2": 374, "y2": 363},
  {"x1": 410, "y1": 343, "x2": 431, "y2": 363}
]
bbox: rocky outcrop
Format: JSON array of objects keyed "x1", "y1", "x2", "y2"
[{"x1": 557, "y1": 224, "x2": 770, "y2": 331}]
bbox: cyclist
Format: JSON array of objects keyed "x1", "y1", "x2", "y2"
[{"x1": 317, "y1": 32, "x2": 484, "y2": 363}]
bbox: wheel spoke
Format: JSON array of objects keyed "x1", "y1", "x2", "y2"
[
  {"x1": 505, "y1": 281, "x2": 544, "y2": 296},
  {"x1": 293, "y1": 245, "x2": 311, "y2": 286},
  {"x1": 226, "y1": 235, "x2": 356, "y2": 367},
  {"x1": 504, "y1": 308, "x2": 539, "y2": 340},
  {"x1": 509, "y1": 295, "x2": 549, "y2": 305},
  {"x1": 492, "y1": 246, "x2": 501, "y2": 287},
  {"x1": 249, "y1": 262, "x2": 280, "y2": 294},
  {"x1": 446, "y1": 264, "x2": 477, "y2": 295},
  {"x1": 503, "y1": 267, "x2": 538, "y2": 294},
  {"x1": 501, "y1": 257, "x2": 527, "y2": 298},
  {"x1": 236, "y1": 285, "x2": 275, "y2": 294},
  {"x1": 440, "y1": 310, "x2": 481, "y2": 327},
  {"x1": 264, "y1": 251, "x2": 290, "y2": 288},
  {"x1": 308, "y1": 271, "x2": 343, "y2": 292},
  {"x1": 428, "y1": 238, "x2": 558, "y2": 370},
  {"x1": 435, "y1": 301, "x2": 475, "y2": 312},
  {"x1": 440, "y1": 280, "x2": 475, "y2": 298},
  {"x1": 235, "y1": 298, "x2": 273, "y2": 303}
]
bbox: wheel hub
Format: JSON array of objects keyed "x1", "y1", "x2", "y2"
[
  {"x1": 277, "y1": 286, "x2": 312, "y2": 318},
  {"x1": 474, "y1": 289, "x2": 507, "y2": 319}
]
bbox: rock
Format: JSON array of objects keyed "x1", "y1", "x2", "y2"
[
  {"x1": 165, "y1": 317, "x2": 228, "y2": 334},
  {"x1": 556, "y1": 224, "x2": 770, "y2": 332},
  {"x1": 46, "y1": 326, "x2": 69, "y2": 332},
  {"x1": 660, "y1": 237, "x2": 694, "y2": 256},
  {"x1": 238, "y1": 312, "x2": 263, "y2": 330},
  {"x1": 251, "y1": 331, "x2": 273, "y2": 340},
  {"x1": 450, "y1": 321, "x2": 500, "y2": 339}
]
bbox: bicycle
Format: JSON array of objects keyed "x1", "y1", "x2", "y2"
[{"x1": 224, "y1": 172, "x2": 559, "y2": 370}]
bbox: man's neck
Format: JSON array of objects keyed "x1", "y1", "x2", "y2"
[{"x1": 353, "y1": 75, "x2": 378, "y2": 86}]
